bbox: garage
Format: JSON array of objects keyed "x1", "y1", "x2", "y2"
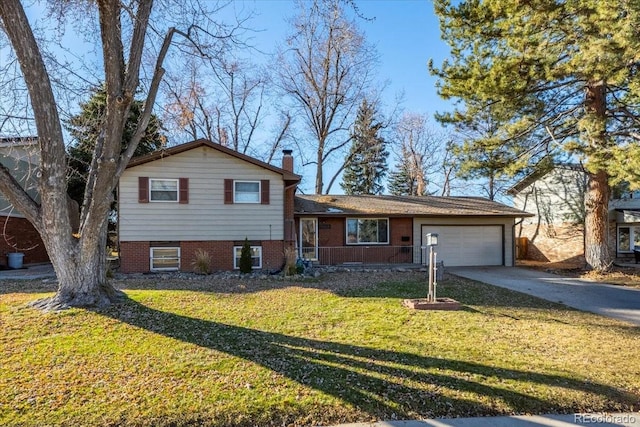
[{"x1": 420, "y1": 224, "x2": 504, "y2": 267}]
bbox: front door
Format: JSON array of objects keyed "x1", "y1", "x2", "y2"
[{"x1": 300, "y1": 218, "x2": 318, "y2": 261}]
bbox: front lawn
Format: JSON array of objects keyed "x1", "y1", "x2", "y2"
[{"x1": 1, "y1": 271, "x2": 638, "y2": 426}]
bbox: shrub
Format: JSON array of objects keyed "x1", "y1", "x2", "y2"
[
  {"x1": 239, "y1": 238, "x2": 253, "y2": 274},
  {"x1": 191, "y1": 249, "x2": 212, "y2": 275},
  {"x1": 284, "y1": 246, "x2": 297, "y2": 276}
]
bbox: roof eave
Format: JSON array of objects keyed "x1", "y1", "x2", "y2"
[{"x1": 126, "y1": 138, "x2": 301, "y2": 183}]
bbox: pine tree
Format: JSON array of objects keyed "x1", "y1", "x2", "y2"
[
  {"x1": 340, "y1": 99, "x2": 388, "y2": 195},
  {"x1": 239, "y1": 237, "x2": 253, "y2": 274},
  {"x1": 430, "y1": 0, "x2": 640, "y2": 271},
  {"x1": 447, "y1": 104, "x2": 530, "y2": 201}
]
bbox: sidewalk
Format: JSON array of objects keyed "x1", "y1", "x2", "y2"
[
  {"x1": 0, "y1": 263, "x2": 56, "y2": 280},
  {"x1": 330, "y1": 413, "x2": 640, "y2": 426}
]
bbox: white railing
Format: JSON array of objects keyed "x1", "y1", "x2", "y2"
[{"x1": 301, "y1": 245, "x2": 428, "y2": 266}]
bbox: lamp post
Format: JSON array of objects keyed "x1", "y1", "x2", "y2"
[{"x1": 425, "y1": 233, "x2": 438, "y2": 302}]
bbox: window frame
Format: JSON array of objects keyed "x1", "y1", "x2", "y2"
[
  {"x1": 233, "y1": 245, "x2": 263, "y2": 269},
  {"x1": 149, "y1": 178, "x2": 179, "y2": 202},
  {"x1": 150, "y1": 247, "x2": 181, "y2": 271},
  {"x1": 233, "y1": 180, "x2": 261, "y2": 204},
  {"x1": 617, "y1": 225, "x2": 640, "y2": 253},
  {"x1": 346, "y1": 218, "x2": 389, "y2": 245}
]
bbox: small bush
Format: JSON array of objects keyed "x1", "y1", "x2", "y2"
[
  {"x1": 239, "y1": 238, "x2": 253, "y2": 274},
  {"x1": 284, "y1": 246, "x2": 298, "y2": 276},
  {"x1": 191, "y1": 249, "x2": 212, "y2": 275}
]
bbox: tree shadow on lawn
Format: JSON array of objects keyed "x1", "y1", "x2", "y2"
[{"x1": 94, "y1": 297, "x2": 638, "y2": 423}]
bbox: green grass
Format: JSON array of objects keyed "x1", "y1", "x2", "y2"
[{"x1": 1, "y1": 271, "x2": 639, "y2": 426}]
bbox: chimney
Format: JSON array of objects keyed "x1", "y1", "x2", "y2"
[{"x1": 282, "y1": 149, "x2": 294, "y2": 173}]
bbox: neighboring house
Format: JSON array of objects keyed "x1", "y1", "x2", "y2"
[
  {"x1": 0, "y1": 137, "x2": 49, "y2": 267},
  {"x1": 118, "y1": 139, "x2": 300, "y2": 273},
  {"x1": 295, "y1": 194, "x2": 531, "y2": 268},
  {"x1": 508, "y1": 164, "x2": 640, "y2": 262}
]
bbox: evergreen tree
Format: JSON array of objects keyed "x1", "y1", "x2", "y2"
[
  {"x1": 447, "y1": 104, "x2": 531, "y2": 201},
  {"x1": 341, "y1": 99, "x2": 388, "y2": 195},
  {"x1": 66, "y1": 85, "x2": 166, "y2": 207},
  {"x1": 430, "y1": 0, "x2": 640, "y2": 271},
  {"x1": 239, "y1": 238, "x2": 253, "y2": 274}
]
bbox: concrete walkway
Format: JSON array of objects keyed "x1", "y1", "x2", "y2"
[
  {"x1": 330, "y1": 413, "x2": 640, "y2": 426},
  {"x1": 0, "y1": 263, "x2": 56, "y2": 280},
  {"x1": 448, "y1": 266, "x2": 640, "y2": 326}
]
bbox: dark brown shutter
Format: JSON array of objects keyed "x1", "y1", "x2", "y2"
[
  {"x1": 224, "y1": 179, "x2": 233, "y2": 204},
  {"x1": 138, "y1": 177, "x2": 149, "y2": 203},
  {"x1": 261, "y1": 179, "x2": 270, "y2": 205},
  {"x1": 179, "y1": 178, "x2": 189, "y2": 204}
]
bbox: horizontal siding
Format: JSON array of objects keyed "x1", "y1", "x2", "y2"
[
  {"x1": 120, "y1": 146, "x2": 285, "y2": 241},
  {"x1": 513, "y1": 168, "x2": 585, "y2": 226}
]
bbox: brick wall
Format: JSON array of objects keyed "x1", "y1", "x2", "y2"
[
  {"x1": 119, "y1": 241, "x2": 151, "y2": 273},
  {"x1": 119, "y1": 240, "x2": 287, "y2": 273},
  {"x1": 0, "y1": 216, "x2": 49, "y2": 266},
  {"x1": 310, "y1": 216, "x2": 414, "y2": 265}
]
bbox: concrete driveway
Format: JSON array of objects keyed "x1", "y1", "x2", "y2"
[{"x1": 448, "y1": 266, "x2": 640, "y2": 326}]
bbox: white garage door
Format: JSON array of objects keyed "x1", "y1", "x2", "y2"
[{"x1": 421, "y1": 225, "x2": 503, "y2": 267}]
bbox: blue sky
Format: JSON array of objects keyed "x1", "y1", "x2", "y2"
[
  {"x1": 242, "y1": 0, "x2": 452, "y2": 119},
  {"x1": 234, "y1": 0, "x2": 457, "y2": 194}
]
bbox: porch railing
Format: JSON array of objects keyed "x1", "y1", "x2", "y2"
[{"x1": 301, "y1": 245, "x2": 427, "y2": 266}]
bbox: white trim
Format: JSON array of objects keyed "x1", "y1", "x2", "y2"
[
  {"x1": 233, "y1": 245, "x2": 263, "y2": 269},
  {"x1": 233, "y1": 180, "x2": 261, "y2": 203},
  {"x1": 617, "y1": 225, "x2": 640, "y2": 253},
  {"x1": 346, "y1": 218, "x2": 389, "y2": 245},
  {"x1": 149, "y1": 178, "x2": 179, "y2": 202},
  {"x1": 150, "y1": 247, "x2": 180, "y2": 271}
]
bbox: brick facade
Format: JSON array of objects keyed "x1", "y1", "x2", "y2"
[
  {"x1": 119, "y1": 240, "x2": 287, "y2": 273},
  {"x1": 296, "y1": 216, "x2": 414, "y2": 265},
  {"x1": 0, "y1": 216, "x2": 49, "y2": 267}
]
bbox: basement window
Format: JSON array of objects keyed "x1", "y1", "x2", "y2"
[{"x1": 150, "y1": 247, "x2": 180, "y2": 271}]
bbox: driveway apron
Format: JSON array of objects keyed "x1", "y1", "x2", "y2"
[{"x1": 448, "y1": 266, "x2": 640, "y2": 326}]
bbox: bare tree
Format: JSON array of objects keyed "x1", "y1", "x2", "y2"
[
  {"x1": 387, "y1": 113, "x2": 443, "y2": 196},
  {"x1": 160, "y1": 51, "x2": 294, "y2": 162},
  {"x1": 0, "y1": 0, "x2": 237, "y2": 310},
  {"x1": 276, "y1": 0, "x2": 377, "y2": 194}
]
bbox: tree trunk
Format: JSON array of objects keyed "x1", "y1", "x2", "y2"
[
  {"x1": 584, "y1": 169, "x2": 612, "y2": 271},
  {"x1": 315, "y1": 147, "x2": 324, "y2": 194},
  {"x1": 30, "y1": 222, "x2": 124, "y2": 311},
  {"x1": 583, "y1": 81, "x2": 612, "y2": 272}
]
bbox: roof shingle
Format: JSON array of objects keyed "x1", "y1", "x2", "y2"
[{"x1": 295, "y1": 194, "x2": 531, "y2": 217}]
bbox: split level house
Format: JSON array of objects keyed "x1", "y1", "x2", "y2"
[
  {"x1": 0, "y1": 137, "x2": 49, "y2": 267},
  {"x1": 118, "y1": 139, "x2": 531, "y2": 273},
  {"x1": 508, "y1": 164, "x2": 640, "y2": 263}
]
